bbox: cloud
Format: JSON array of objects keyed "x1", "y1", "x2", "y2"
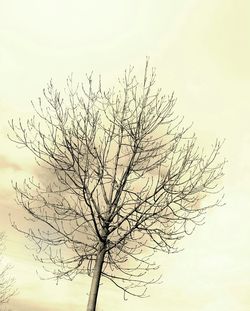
[{"x1": 0, "y1": 154, "x2": 21, "y2": 171}]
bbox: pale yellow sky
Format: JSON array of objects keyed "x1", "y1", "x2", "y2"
[{"x1": 0, "y1": 0, "x2": 250, "y2": 310}]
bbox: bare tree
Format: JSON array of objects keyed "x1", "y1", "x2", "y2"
[
  {"x1": 9, "y1": 61, "x2": 224, "y2": 311},
  {"x1": 0, "y1": 233, "x2": 17, "y2": 310}
]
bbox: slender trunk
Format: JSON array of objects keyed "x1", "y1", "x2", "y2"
[{"x1": 87, "y1": 243, "x2": 106, "y2": 311}]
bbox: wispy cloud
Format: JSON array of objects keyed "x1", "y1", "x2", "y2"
[{"x1": 0, "y1": 154, "x2": 21, "y2": 171}]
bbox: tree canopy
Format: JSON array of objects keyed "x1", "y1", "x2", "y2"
[{"x1": 9, "y1": 62, "x2": 224, "y2": 310}]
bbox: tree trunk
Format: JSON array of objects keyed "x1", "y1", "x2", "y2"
[{"x1": 86, "y1": 244, "x2": 106, "y2": 311}]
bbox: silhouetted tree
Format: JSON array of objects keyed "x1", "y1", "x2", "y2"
[
  {"x1": 9, "y1": 61, "x2": 224, "y2": 311},
  {"x1": 0, "y1": 233, "x2": 17, "y2": 310}
]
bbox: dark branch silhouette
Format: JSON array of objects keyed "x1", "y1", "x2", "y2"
[
  {"x1": 0, "y1": 233, "x2": 17, "y2": 310},
  {"x1": 9, "y1": 61, "x2": 224, "y2": 311}
]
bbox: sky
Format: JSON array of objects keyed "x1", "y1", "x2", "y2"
[{"x1": 0, "y1": 0, "x2": 250, "y2": 310}]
